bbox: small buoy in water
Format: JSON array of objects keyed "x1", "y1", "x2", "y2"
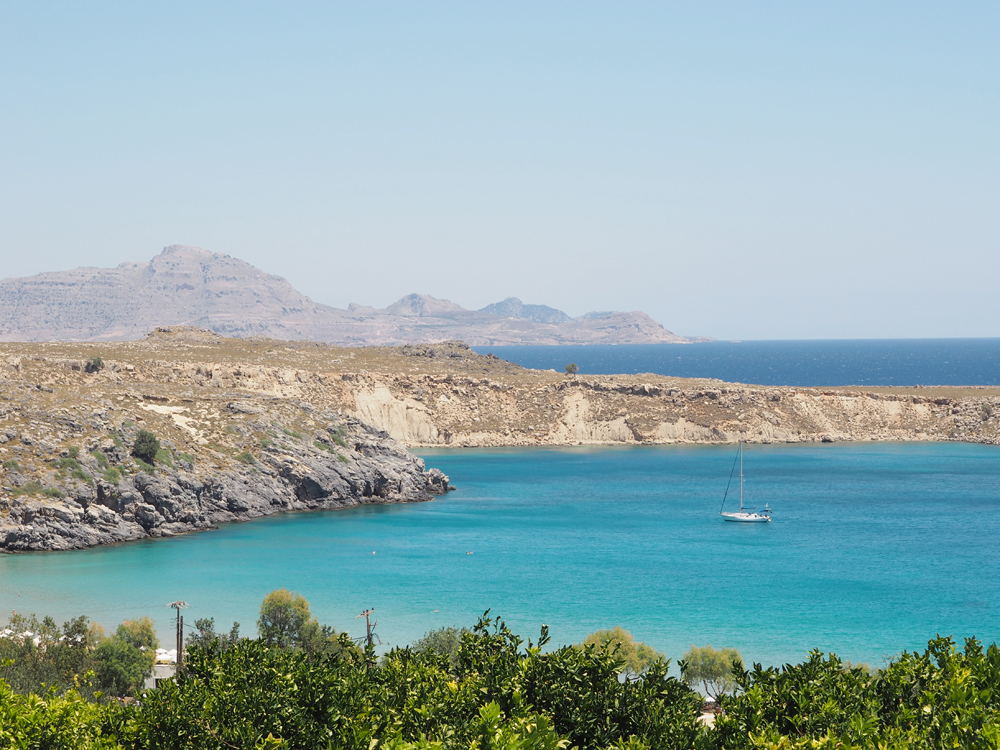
[
  {"x1": 466, "y1": 551, "x2": 473, "y2": 555},
  {"x1": 371, "y1": 551, "x2": 376, "y2": 555}
]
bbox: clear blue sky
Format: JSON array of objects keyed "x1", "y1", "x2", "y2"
[{"x1": 1, "y1": 2, "x2": 997, "y2": 340}]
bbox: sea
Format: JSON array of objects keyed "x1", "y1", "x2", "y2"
[
  {"x1": 1, "y1": 441, "x2": 998, "y2": 669},
  {"x1": 473, "y1": 339, "x2": 1000, "y2": 387}
]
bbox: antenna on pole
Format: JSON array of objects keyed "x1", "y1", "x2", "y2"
[{"x1": 168, "y1": 601, "x2": 189, "y2": 675}]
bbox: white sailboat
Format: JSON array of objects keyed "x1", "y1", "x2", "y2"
[{"x1": 720, "y1": 442, "x2": 772, "y2": 523}]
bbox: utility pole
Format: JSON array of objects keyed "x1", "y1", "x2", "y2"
[
  {"x1": 168, "y1": 601, "x2": 189, "y2": 675},
  {"x1": 355, "y1": 608, "x2": 379, "y2": 649}
]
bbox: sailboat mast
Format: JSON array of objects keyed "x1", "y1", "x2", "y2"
[{"x1": 739, "y1": 442, "x2": 744, "y2": 512}]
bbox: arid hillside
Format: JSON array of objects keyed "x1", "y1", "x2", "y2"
[{"x1": 3, "y1": 328, "x2": 999, "y2": 551}]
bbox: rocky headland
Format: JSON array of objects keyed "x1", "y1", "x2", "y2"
[{"x1": 2, "y1": 328, "x2": 999, "y2": 551}]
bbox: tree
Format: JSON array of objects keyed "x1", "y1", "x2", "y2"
[
  {"x1": 577, "y1": 626, "x2": 667, "y2": 677},
  {"x1": 565, "y1": 363, "x2": 579, "y2": 376},
  {"x1": 93, "y1": 617, "x2": 158, "y2": 696},
  {"x1": 680, "y1": 644, "x2": 742, "y2": 703},
  {"x1": 257, "y1": 588, "x2": 314, "y2": 649},
  {"x1": 84, "y1": 357, "x2": 104, "y2": 373},
  {"x1": 412, "y1": 626, "x2": 468, "y2": 669},
  {"x1": 186, "y1": 617, "x2": 241, "y2": 656},
  {"x1": 132, "y1": 430, "x2": 160, "y2": 465}
]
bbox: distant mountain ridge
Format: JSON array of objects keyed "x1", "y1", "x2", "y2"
[{"x1": 0, "y1": 245, "x2": 698, "y2": 345}]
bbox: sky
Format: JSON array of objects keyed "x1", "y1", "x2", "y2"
[{"x1": 1, "y1": 2, "x2": 997, "y2": 340}]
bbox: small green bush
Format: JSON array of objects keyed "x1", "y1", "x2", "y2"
[
  {"x1": 337, "y1": 454, "x2": 350, "y2": 463},
  {"x1": 236, "y1": 451, "x2": 255, "y2": 465},
  {"x1": 313, "y1": 440, "x2": 332, "y2": 453},
  {"x1": 91, "y1": 450, "x2": 109, "y2": 469},
  {"x1": 11, "y1": 481, "x2": 44, "y2": 497},
  {"x1": 282, "y1": 427, "x2": 303, "y2": 440},
  {"x1": 70, "y1": 469, "x2": 93, "y2": 484},
  {"x1": 84, "y1": 356, "x2": 104, "y2": 373},
  {"x1": 177, "y1": 452, "x2": 195, "y2": 464},
  {"x1": 155, "y1": 448, "x2": 174, "y2": 467},
  {"x1": 2, "y1": 459, "x2": 21, "y2": 471},
  {"x1": 134, "y1": 458, "x2": 155, "y2": 474},
  {"x1": 11, "y1": 482, "x2": 65, "y2": 499},
  {"x1": 103, "y1": 466, "x2": 121, "y2": 483},
  {"x1": 331, "y1": 428, "x2": 349, "y2": 448},
  {"x1": 53, "y1": 456, "x2": 81, "y2": 471},
  {"x1": 259, "y1": 435, "x2": 273, "y2": 449},
  {"x1": 132, "y1": 430, "x2": 160, "y2": 464},
  {"x1": 110, "y1": 431, "x2": 124, "y2": 449}
]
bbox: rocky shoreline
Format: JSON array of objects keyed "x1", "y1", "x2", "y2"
[
  {"x1": 0, "y1": 415, "x2": 451, "y2": 552},
  {"x1": 3, "y1": 329, "x2": 999, "y2": 551}
]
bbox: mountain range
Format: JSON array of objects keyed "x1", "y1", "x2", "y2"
[{"x1": 0, "y1": 245, "x2": 697, "y2": 345}]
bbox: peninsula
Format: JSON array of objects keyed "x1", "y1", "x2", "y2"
[{"x1": 2, "y1": 329, "x2": 998, "y2": 551}]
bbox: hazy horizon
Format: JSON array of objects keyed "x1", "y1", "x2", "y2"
[{"x1": 2, "y1": 3, "x2": 997, "y2": 340}]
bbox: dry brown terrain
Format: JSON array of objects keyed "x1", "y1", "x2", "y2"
[
  {"x1": 3, "y1": 327, "x2": 998, "y2": 455},
  {"x1": 4, "y1": 327, "x2": 999, "y2": 550}
]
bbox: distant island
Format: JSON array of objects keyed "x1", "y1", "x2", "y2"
[{"x1": 0, "y1": 245, "x2": 701, "y2": 346}]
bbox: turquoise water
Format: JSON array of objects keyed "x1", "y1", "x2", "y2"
[{"x1": 1, "y1": 442, "x2": 998, "y2": 668}]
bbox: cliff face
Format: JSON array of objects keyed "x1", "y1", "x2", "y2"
[
  {"x1": 0, "y1": 246, "x2": 696, "y2": 345},
  {"x1": 0, "y1": 332, "x2": 453, "y2": 552},
  {"x1": 2, "y1": 331, "x2": 998, "y2": 550}
]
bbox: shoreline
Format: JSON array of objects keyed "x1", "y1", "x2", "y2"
[{"x1": 3, "y1": 332, "x2": 999, "y2": 552}]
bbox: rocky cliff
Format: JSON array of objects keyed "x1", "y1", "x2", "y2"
[
  {"x1": 0, "y1": 245, "x2": 696, "y2": 345},
  {"x1": 3, "y1": 330, "x2": 998, "y2": 550},
  {"x1": 0, "y1": 333, "x2": 453, "y2": 552}
]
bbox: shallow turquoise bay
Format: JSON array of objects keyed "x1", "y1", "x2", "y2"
[{"x1": 1, "y1": 442, "x2": 998, "y2": 668}]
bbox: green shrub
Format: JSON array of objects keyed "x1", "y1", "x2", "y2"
[
  {"x1": 331, "y1": 428, "x2": 349, "y2": 448},
  {"x1": 2, "y1": 459, "x2": 21, "y2": 472},
  {"x1": 11, "y1": 481, "x2": 45, "y2": 497},
  {"x1": 132, "y1": 430, "x2": 159, "y2": 464},
  {"x1": 70, "y1": 469, "x2": 93, "y2": 484},
  {"x1": 109, "y1": 431, "x2": 124, "y2": 449},
  {"x1": 282, "y1": 427, "x2": 303, "y2": 439},
  {"x1": 54, "y1": 456, "x2": 81, "y2": 471},
  {"x1": 236, "y1": 451, "x2": 255, "y2": 465},
  {"x1": 103, "y1": 466, "x2": 121, "y2": 483},
  {"x1": 154, "y1": 448, "x2": 174, "y2": 467},
  {"x1": 90, "y1": 450, "x2": 109, "y2": 469},
  {"x1": 337, "y1": 454, "x2": 350, "y2": 463},
  {"x1": 84, "y1": 356, "x2": 104, "y2": 373},
  {"x1": 313, "y1": 440, "x2": 332, "y2": 453},
  {"x1": 177, "y1": 452, "x2": 195, "y2": 464},
  {"x1": 259, "y1": 435, "x2": 273, "y2": 449}
]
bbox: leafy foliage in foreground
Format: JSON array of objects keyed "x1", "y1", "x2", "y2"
[
  {"x1": 2, "y1": 612, "x2": 1000, "y2": 749},
  {"x1": 125, "y1": 613, "x2": 704, "y2": 750},
  {"x1": 715, "y1": 635, "x2": 1000, "y2": 749}
]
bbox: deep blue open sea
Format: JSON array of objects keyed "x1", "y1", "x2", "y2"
[
  {"x1": 474, "y1": 339, "x2": 1000, "y2": 387},
  {"x1": 2, "y1": 442, "x2": 998, "y2": 669}
]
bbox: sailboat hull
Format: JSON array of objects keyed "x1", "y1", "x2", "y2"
[{"x1": 720, "y1": 512, "x2": 771, "y2": 523}]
